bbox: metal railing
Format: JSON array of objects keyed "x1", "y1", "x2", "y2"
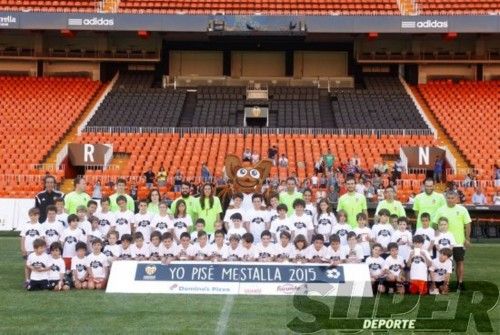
[
  {"x1": 83, "y1": 126, "x2": 434, "y2": 137},
  {"x1": 55, "y1": 144, "x2": 68, "y2": 169}
]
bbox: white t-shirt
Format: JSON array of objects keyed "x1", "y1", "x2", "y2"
[
  {"x1": 159, "y1": 243, "x2": 180, "y2": 258},
  {"x1": 71, "y1": 255, "x2": 88, "y2": 280},
  {"x1": 391, "y1": 230, "x2": 413, "y2": 261},
  {"x1": 290, "y1": 213, "x2": 314, "y2": 240},
  {"x1": 27, "y1": 252, "x2": 50, "y2": 281},
  {"x1": 86, "y1": 252, "x2": 109, "y2": 278},
  {"x1": 342, "y1": 244, "x2": 364, "y2": 263},
  {"x1": 435, "y1": 232, "x2": 456, "y2": 251},
  {"x1": 112, "y1": 210, "x2": 135, "y2": 238},
  {"x1": 314, "y1": 213, "x2": 338, "y2": 240},
  {"x1": 353, "y1": 226, "x2": 372, "y2": 256},
  {"x1": 238, "y1": 245, "x2": 257, "y2": 260},
  {"x1": 61, "y1": 227, "x2": 85, "y2": 258},
  {"x1": 305, "y1": 245, "x2": 329, "y2": 261},
  {"x1": 325, "y1": 246, "x2": 346, "y2": 263},
  {"x1": 119, "y1": 245, "x2": 133, "y2": 260},
  {"x1": 103, "y1": 244, "x2": 121, "y2": 260},
  {"x1": 211, "y1": 243, "x2": 228, "y2": 258},
  {"x1": 149, "y1": 244, "x2": 162, "y2": 259},
  {"x1": 171, "y1": 216, "x2": 193, "y2": 240},
  {"x1": 56, "y1": 212, "x2": 69, "y2": 228},
  {"x1": 372, "y1": 223, "x2": 395, "y2": 249},
  {"x1": 383, "y1": 255, "x2": 405, "y2": 277},
  {"x1": 224, "y1": 207, "x2": 248, "y2": 229},
  {"x1": 192, "y1": 243, "x2": 214, "y2": 259},
  {"x1": 20, "y1": 222, "x2": 45, "y2": 253},
  {"x1": 47, "y1": 256, "x2": 66, "y2": 281},
  {"x1": 246, "y1": 209, "x2": 270, "y2": 243},
  {"x1": 254, "y1": 243, "x2": 277, "y2": 259},
  {"x1": 268, "y1": 208, "x2": 279, "y2": 225},
  {"x1": 304, "y1": 203, "x2": 317, "y2": 219},
  {"x1": 178, "y1": 244, "x2": 196, "y2": 258},
  {"x1": 152, "y1": 213, "x2": 173, "y2": 235},
  {"x1": 87, "y1": 228, "x2": 104, "y2": 247},
  {"x1": 78, "y1": 220, "x2": 91, "y2": 236},
  {"x1": 226, "y1": 227, "x2": 247, "y2": 241},
  {"x1": 414, "y1": 227, "x2": 435, "y2": 251},
  {"x1": 295, "y1": 247, "x2": 308, "y2": 259},
  {"x1": 96, "y1": 210, "x2": 115, "y2": 236},
  {"x1": 432, "y1": 258, "x2": 453, "y2": 282},
  {"x1": 42, "y1": 220, "x2": 64, "y2": 248},
  {"x1": 409, "y1": 250, "x2": 432, "y2": 281},
  {"x1": 331, "y1": 223, "x2": 352, "y2": 246},
  {"x1": 275, "y1": 243, "x2": 296, "y2": 259},
  {"x1": 366, "y1": 256, "x2": 385, "y2": 278},
  {"x1": 134, "y1": 212, "x2": 153, "y2": 242},
  {"x1": 223, "y1": 245, "x2": 243, "y2": 261},
  {"x1": 269, "y1": 217, "x2": 293, "y2": 239},
  {"x1": 131, "y1": 243, "x2": 151, "y2": 259}
]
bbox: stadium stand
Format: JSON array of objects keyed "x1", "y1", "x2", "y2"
[
  {"x1": 0, "y1": 76, "x2": 102, "y2": 197},
  {"x1": 192, "y1": 86, "x2": 245, "y2": 127},
  {"x1": 416, "y1": 0, "x2": 500, "y2": 15},
  {"x1": 117, "y1": 0, "x2": 401, "y2": 15},
  {"x1": 87, "y1": 71, "x2": 187, "y2": 128},
  {"x1": 76, "y1": 131, "x2": 437, "y2": 200},
  {"x1": 331, "y1": 76, "x2": 428, "y2": 129},
  {"x1": 418, "y1": 80, "x2": 499, "y2": 187},
  {"x1": 269, "y1": 87, "x2": 324, "y2": 128},
  {"x1": 0, "y1": 0, "x2": 98, "y2": 12}
]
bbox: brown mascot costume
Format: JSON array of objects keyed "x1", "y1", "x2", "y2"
[{"x1": 218, "y1": 154, "x2": 273, "y2": 211}]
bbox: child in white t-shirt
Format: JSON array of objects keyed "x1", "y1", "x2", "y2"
[
  {"x1": 366, "y1": 243, "x2": 385, "y2": 293},
  {"x1": 407, "y1": 235, "x2": 432, "y2": 295},
  {"x1": 178, "y1": 232, "x2": 196, "y2": 260},
  {"x1": 21, "y1": 208, "x2": 44, "y2": 286},
  {"x1": 103, "y1": 231, "x2": 121, "y2": 262},
  {"x1": 326, "y1": 234, "x2": 346, "y2": 265},
  {"x1": 76, "y1": 205, "x2": 91, "y2": 236},
  {"x1": 192, "y1": 231, "x2": 214, "y2": 260},
  {"x1": 331, "y1": 212, "x2": 352, "y2": 246},
  {"x1": 96, "y1": 196, "x2": 114, "y2": 236},
  {"x1": 353, "y1": 212, "x2": 372, "y2": 259},
  {"x1": 160, "y1": 232, "x2": 179, "y2": 263},
  {"x1": 254, "y1": 230, "x2": 276, "y2": 262},
  {"x1": 305, "y1": 234, "x2": 329, "y2": 263},
  {"x1": 275, "y1": 231, "x2": 296, "y2": 262},
  {"x1": 302, "y1": 188, "x2": 317, "y2": 219},
  {"x1": 224, "y1": 193, "x2": 247, "y2": 230},
  {"x1": 87, "y1": 216, "x2": 104, "y2": 249},
  {"x1": 71, "y1": 241, "x2": 89, "y2": 289},
  {"x1": 223, "y1": 234, "x2": 242, "y2": 261},
  {"x1": 112, "y1": 196, "x2": 134, "y2": 239},
  {"x1": 134, "y1": 200, "x2": 153, "y2": 243},
  {"x1": 131, "y1": 232, "x2": 150, "y2": 260},
  {"x1": 343, "y1": 232, "x2": 364, "y2": 263},
  {"x1": 86, "y1": 238, "x2": 109, "y2": 290},
  {"x1": 46, "y1": 241, "x2": 67, "y2": 291},
  {"x1": 294, "y1": 234, "x2": 309, "y2": 262},
  {"x1": 270, "y1": 204, "x2": 293, "y2": 242},
  {"x1": 152, "y1": 202, "x2": 172, "y2": 235},
  {"x1": 391, "y1": 217, "x2": 413, "y2": 261},
  {"x1": 42, "y1": 205, "x2": 64, "y2": 250},
  {"x1": 55, "y1": 198, "x2": 68, "y2": 228},
  {"x1": 61, "y1": 214, "x2": 86, "y2": 269},
  {"x1": 290, "y1": 199, "x2": 314, "y2": 242},
  {"x1": 211, "y1": 230, "x2": 227, "y2": 261},
  {"x1": 383, "y1": 242, "x2": 406, "y2": 294},
  {"x1": 226, "y1": 213, "x2": 247, "y2": 242},
  {"x1": 118, "y1": 234, "x2": 134, "y2": 260},
  {"x1": 314, "y1": 199, "x2": 337, "y2": 241},
  {"x1": 430, "y1": 248, "x2": 453, "y2": 295},
  {"x1": 434, "y1": 217, "x2": 457, "y2": 251},
  {"x1": 26, "y1": 238, "x2": 50, "y2": 291},
  {"x1": 149, "y1": 231, "x2": 162, "y2": 260},
  {"x1": 414, "y1": 212, "x2": 435, "y2": 253},
  {"x1": 372, "y1": 209, "x2": 395, "y2": 255},
  {"x1": 245, "y1": 194, "x2": 270, "y2": 244},
  {"x1": 239, "y1": 233, "x2": 257, "y2": 261},
  {"x1": 171, "y1": 202, "x2": 193, "y2": 243}
]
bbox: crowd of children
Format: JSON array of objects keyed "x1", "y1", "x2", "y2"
[{"x1": 21, "y1": 193, "x2": 454, "y2": 295}]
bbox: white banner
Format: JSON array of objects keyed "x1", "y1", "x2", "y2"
[
  {"x1": 0, "y1": 198, "x2": 34, "y2": 231},
  {"x1": 106, "y1": 261, "x2": 373, "y2": 297}
]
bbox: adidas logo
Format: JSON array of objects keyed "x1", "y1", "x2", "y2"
[
  {"x1": 401, "y1": 20, "x2": 448, "y2": 29},
  {"x1": 68, "y1": 17, "x2": 114, "y2": 26}
]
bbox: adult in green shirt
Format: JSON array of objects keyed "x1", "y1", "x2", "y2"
[
  {"x1": 193, "y1": 183, "x2": 222, "y2": 233},
  {"x1": 64, "y1": 176, "x2": 91, "y2": 215},
  {"x1": 412, "y1": 178, "x2": 446, "y2": 228},
  {"x1": 323, "y1": 149, "x2": 335, "y2": 172},
  {"x1": 147, "y1": 188, "x2": 162, "y2": 215},
  {"x1": 336, "y1": 176, "x2": 368, "y2": 228},
  {"x1": 434, "y1": 190, "x2": 471, "y2": 290},
  {"x1": 109, "y1": 178, "x2": 135, "y2": 213},
  {"x1": 170, "y1": 182, "x2": 197, "y2": 221},
  {"x1": 279, "y1": 177, "x2": 303, "y2": 216},
  {"x1": 375, "y1": 186, "x2": 406, "y2": 221}
]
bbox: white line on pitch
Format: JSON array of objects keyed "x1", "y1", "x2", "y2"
[{"x1": 215, "y1": 295, "x2": 235, "y2": 334}]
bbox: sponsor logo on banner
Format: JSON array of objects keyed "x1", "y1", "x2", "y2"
[
  {"x1": 0, "y1": 15, "x2": 16, "y2": 27},
  {"x1": 68, "y1": 17, "x2": 115, "y2": 26},
  {"x1": 277, "y1": 283, "x2": 303, "y2": 295},
  {"x1": 401, "y1": 20, "x2": 448, "y2": 29}
]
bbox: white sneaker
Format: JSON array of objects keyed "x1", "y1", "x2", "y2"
[{"x1": 429, "y1": 288, "x2": 440, "y2": 295}]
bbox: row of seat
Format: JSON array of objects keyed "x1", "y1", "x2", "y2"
[{"x1": 418, "y1": 80, "x2": 499, "y2": 180}]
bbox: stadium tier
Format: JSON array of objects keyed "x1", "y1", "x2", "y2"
[
  {"x1": 75, "y1": 131, "x2": 437, "y2": 200},
  {"x1": 417, "y1": 0, "x2": 500, "y2": 15},
  {"x1": 87, "y1": 72, "x2": 186, "y2": 127},
  {"x1": 0, "y1": 76, "x2": 102, "y2": 197},
  {"x1": 331, "y1": 76, "x2": 428, "y2": 129},
  {"x1": 0, "y1": 0, "x2": 98, "y2": 12},
  {"x1": 418, "y1": 80, "x2": 500, "y2": 182}
]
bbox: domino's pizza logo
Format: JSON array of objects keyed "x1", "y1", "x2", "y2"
[
  {"x1": 116, "y1": 218, "x2": 128, "y2": 226},
  {"x1": 174, "y1": 221, "x2": 187, "y2": 229},
  {"x1": 435, "y1": 268, "x2": 447, "y2": 276},
  {"x1": 99, "y1": 219, "x2": 110, "y2": 227},
  {"x1": 137, "y1": 220, "x2": 150, "y2": 228},
  {"x1": 389, "y1": 264, "x2": 401, "y2": 272},
  {"x1": 50, "y1": 264, "x2": 61, "y2": 272},
  {"x1": 45, "y1": 229, "x2": 59, "y2": 237},
  {"x1": 294, "y1": 222, "x2": 307, "y2": 229},
  {"x1": 252, "y1": 217, "x2": 264, "y2": 224},
  {"x1": 90, "y1": 260, "x2": 103, "y2": 268},
  {"x1": 369, "y1": 263, "x2": 382, "y2": 271},
  {"x1": 318, "y1": 218, "x2": 331, "y2": 226},
  {"x1": 76, "y1": 263, "x2": 86, "y2": 271},
  {"x1": 26, "y1": 229, "x2": 40, "y2": 237},
  {"x1": 156, "y1": 222, "x2": 168, "y2": 230},
  {"x1": 439, "y1": 238, "x2": 451, "y2": 246},
  {"x1": 379, "y1": 230, "x2": 391, "y2": 237}
]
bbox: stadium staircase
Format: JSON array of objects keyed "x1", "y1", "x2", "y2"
[
  {"x1": 43, "y1": 82, "x2": 111, "y2": 194},
  {"x1": 398, "y1": 0, "x2": 419, "y2": 15},
  {"x1": 409, "y1": 86, "x2": 470, "y2": 173}
]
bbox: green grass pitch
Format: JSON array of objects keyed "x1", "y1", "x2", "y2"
[{"x1": 0, "y1": 236, "x2": 498, "y2": 334}]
